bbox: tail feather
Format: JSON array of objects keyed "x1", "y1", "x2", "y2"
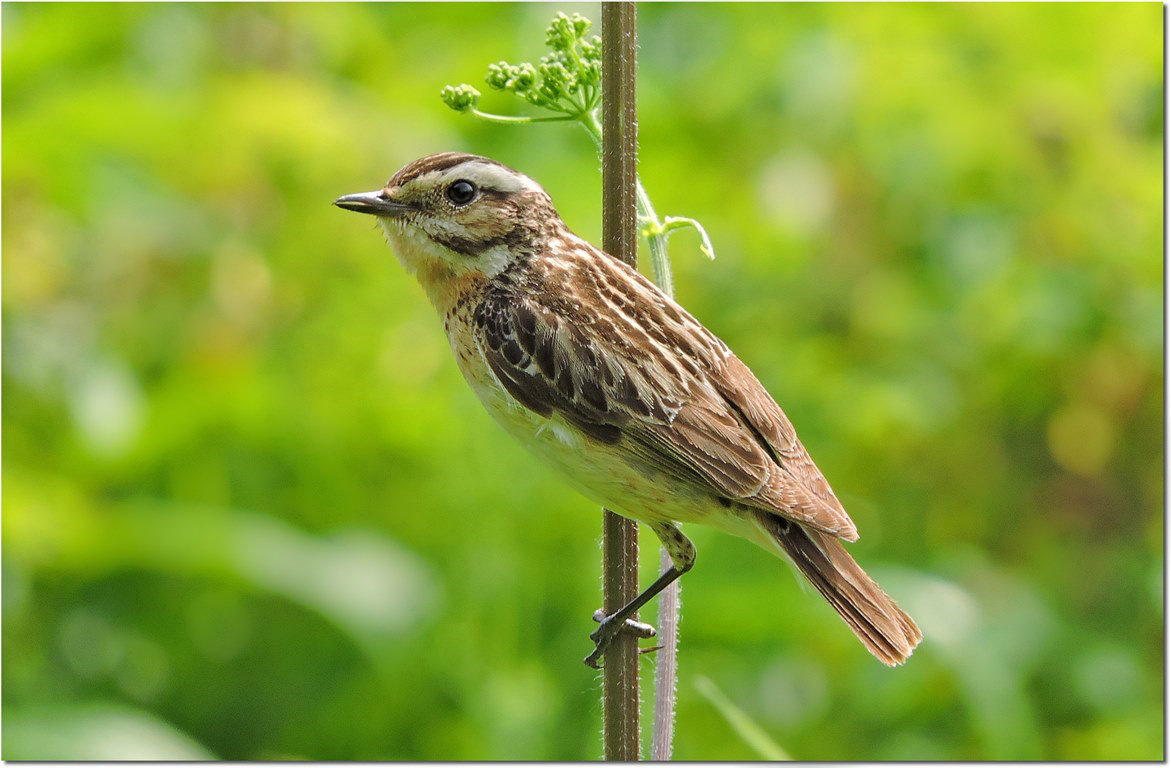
[{"x1": 758, "y1": 513, "x2": 921, "y2": 666}]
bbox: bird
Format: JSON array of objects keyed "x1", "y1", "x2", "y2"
[{"x1": 335, "y1": 151, "x2": 921, "y2": 668}]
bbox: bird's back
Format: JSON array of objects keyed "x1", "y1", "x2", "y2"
[{"x1": 450, "y1": 228, "x2": 857, "y2": 541}]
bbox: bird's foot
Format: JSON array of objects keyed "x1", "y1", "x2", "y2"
[{"x1": 583, "y1": 609, "x2": 656, "y2": 668}]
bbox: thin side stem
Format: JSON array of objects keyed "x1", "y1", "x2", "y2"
[
  {"x1": 469, "y1": 109, "x2": 575, "y2": 125},
  {"x1": 580, "y1": 111, "x2": 673, "y2": 293},
  {"x1": 636, "y1": 180, "x2": 673, "y2": 293},
  {"x1": 651, "y1": 546, "x2": 681, "y2": 760},
  {"x1": 643, "y1": 173, "x2": 679, "y2": 767},
  {"x1": 600, "y1": 2, "x2": 641, "y2": 762}
]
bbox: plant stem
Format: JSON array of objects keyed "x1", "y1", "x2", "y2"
[
  {"x1": 637, "y1": 181, "x2": 674, "y2": 293},
  {"x1": 600, "y1": 3, "x2": 641, "y2": 761},
  {"x1": 469, "y1": 109, "x2": 575, "y2": 125},
  {"x1": 651, "y1": 547, "x2": 681, "y2": 760},
  {"x1": 579, "y1": 112, "x2": 674, "y2": 294},
  {"x1": 586, "y1": 21, "x2": 680, "y2": 762}
]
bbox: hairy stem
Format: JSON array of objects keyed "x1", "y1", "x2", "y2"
[
  {"x1": 582, "y1": 42, "x2": 681, "y2": 765},
  {"x1": 600, "y1": 3, "x2": 641, "y2": 761}
]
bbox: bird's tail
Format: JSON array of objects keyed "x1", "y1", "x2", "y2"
[{"x1": 757, "y1": 512, "x2": 921, "y2": 666}]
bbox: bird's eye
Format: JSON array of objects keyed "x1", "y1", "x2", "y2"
[{"x1": 446, "y1": 180, "x2": 477, "y2": 206}]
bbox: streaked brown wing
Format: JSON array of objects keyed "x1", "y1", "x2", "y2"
[
  {"x1": 640, "y1": 365, "x2": 858, "y2": 540},
  {"x1": 711, "y1": 354, "x2": 855, "y2": 531},
  {"x1": 475, "y1": 281, "x2": 776, "y2": 498},
  {"x1": 474, "y1": 287, "x2": 684, "y2": 445},
  {"x1": 473, "y1": 256, "x2": 857, "y2": 541}
]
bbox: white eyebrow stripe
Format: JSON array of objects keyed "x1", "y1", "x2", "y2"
[
  {"x1": 438, "y1": 161, "x2": 541, "y2": 194},
  {"x1": 405, "y1": 169, "x2": 445, "y2": 189}
]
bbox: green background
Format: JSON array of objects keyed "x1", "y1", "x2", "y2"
[{"x1": 3, "y1": 2, "x2": 1163, "y2": 760}]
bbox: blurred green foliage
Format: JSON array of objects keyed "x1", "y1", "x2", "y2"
[{"x1": 3, "y1": 2, "x2": 1162, "y2": 760}]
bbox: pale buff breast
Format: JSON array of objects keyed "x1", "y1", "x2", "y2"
[{"x1": 442, "y1": 304, "x2": 722, "y2": 529}]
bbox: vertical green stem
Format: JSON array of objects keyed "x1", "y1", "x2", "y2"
[
  {"x1": 600, "y1": 3, "x2": 641, "y2": 761},
  {"x1": 637, "y1": 181, "x2": 674, "y2": 294}
]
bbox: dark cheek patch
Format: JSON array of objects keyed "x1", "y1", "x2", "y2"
[{"x1": 427, "y1": 200, "x2": 519, "y2": 257}]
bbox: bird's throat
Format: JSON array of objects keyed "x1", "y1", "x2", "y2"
[{"x1": 380, "y1": 221, "x2": 488, "y2": 315}]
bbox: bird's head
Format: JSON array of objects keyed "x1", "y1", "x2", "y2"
[{"x1": 335, "y1": 152, "x2": 562, "y2": 309}]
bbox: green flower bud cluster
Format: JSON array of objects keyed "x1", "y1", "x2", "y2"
[
  {"x1": 486, "y1": 61, "x2": 537, "y2": 92},
  {"x1": 439, "y1": 83, "x2": 480, "y2": 112},
  {"x1": 545, "y1": 11, "x2": 591, "y2": 51},
  {"x1": 442, "y1": 12, "x2": 602, "y2": 118}
]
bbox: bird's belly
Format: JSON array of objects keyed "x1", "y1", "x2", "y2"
[{"x1": 451, "y1": 342, "x2": 714, "y2": 526}]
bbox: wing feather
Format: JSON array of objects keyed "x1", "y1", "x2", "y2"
[
  {"x1": 713, "y1": 355, "x2": 856, "y2": 538},
  {"x1": 473, "y1": 254, "x2": 858, "y2": 541}
]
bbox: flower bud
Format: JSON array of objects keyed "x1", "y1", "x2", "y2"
[
  {"x1": 571, "y1": 14, "x2": 591, "y2": 38},
  {"x1": 487, "y1": 61, "x2": 518, "y2": 90},
  {"x1": 508, "y1": 62, "x2": 537, "y2": 91},
  {"x1": 545, "y1": 12, "x2": 574, "y2": 51},
  {"x1": 440, "y1": 84, "x2": 480, "y2": 112}
]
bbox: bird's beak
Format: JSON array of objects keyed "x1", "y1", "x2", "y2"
[{"x1": 333, "y1": 190, "x2": 413, "y2": 216}]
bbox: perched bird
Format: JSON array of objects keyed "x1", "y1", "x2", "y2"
[{"x1": 335, "y1": 152, "x2": 921, "y2": 667}]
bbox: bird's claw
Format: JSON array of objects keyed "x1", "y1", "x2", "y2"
[{"x1": 583, "y1": 609, "x2": 656, "y2": 668}]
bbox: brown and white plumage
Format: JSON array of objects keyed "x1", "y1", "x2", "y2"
[
  {"x1": 336, "y1": 152, "x2": 921, "y2": 666},
  {"x1": 474, "y1": 240, "x2": 859, "y2": 540}
]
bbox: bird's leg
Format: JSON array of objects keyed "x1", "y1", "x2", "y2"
[{"x1": 584, "y1": 522, "x2": 696, "y2": 668}]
